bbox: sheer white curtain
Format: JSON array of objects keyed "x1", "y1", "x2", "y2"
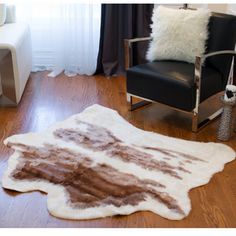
[{"x1": 8, "y1": 0, "x2": 101, "y2": 77}]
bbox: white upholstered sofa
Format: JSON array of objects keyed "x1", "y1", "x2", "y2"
[{"x1": 0, "y1": 7, "x2": 32, "y2": 106}]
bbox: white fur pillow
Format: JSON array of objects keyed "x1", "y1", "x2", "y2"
[{"x1": 146, "y1": 6, "x2": 211, "y2": 64}]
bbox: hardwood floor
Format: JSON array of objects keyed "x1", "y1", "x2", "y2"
[{"x1": 0, "y1": 72, "x2": 236, "y2": 227}]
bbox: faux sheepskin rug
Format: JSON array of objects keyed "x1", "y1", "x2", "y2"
[{"x1": 2, "y1": 105, "x2": 235, "y2": 220}]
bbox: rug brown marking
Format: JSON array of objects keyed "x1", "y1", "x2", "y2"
[
  {"x1": 53, "y1": 121, "x2": 195, "y2": 179},
  {"x1": 142, "y1": 146, "x2": 206, "y2": 163},
  {"x1": 8, "y1": 143, "x2": 185, "y2": 215}
]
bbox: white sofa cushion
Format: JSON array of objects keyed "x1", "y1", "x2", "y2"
[{"x1": 146, "y1": 6, "x2": 211, "y2": 64}]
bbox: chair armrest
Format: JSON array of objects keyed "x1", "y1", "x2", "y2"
[
  {"x1": 193, "y1": 50, "x2": 236, "y2": 113},
  {"x1": 194, "y1": 50, "x2": 236, "y2": 85},
  {"x1": 124, "y1": 37, "x2": 152, "y2": 69},
  {"x1": 202, "y1": 50, "x2": 236, "y2": 60},
  {"x1": 124, "y1": 37, "x2": 152, "y2": 45}
]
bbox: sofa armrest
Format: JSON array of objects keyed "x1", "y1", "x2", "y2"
[{"x1": 124, "y1": 37, "x2": 152, "y2": 70}]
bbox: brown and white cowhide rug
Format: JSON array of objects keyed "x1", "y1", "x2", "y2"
[{"x1": 1, "y1": 105, "x2": 235, "y2": 220}]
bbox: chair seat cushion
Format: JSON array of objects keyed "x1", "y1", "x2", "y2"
[{"x1": 126, "y1": 61, "x2": 223, "y2": 111}]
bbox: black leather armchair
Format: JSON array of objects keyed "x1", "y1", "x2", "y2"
[{"x1": 124, "y1": 12, "x2": 236, "y2": 132}]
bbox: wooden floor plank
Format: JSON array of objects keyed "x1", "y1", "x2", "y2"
[{"x1": 0, "y1": 72, "x2": 236, "y2": 227}]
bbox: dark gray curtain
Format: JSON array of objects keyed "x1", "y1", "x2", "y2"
[{"x1": 96, "y1": 4, "x2": 154, "y2": 76}]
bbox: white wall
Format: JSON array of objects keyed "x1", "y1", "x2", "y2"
[
  {"x1": 228, "y1": 4, "x2": 236, "y2": 14},
  {"x1": 157, "y1": 4, "x2": 236, "y2": 15},
  {"x1": 192, "y1": 4, "x2": 236, "y2": 14},
  {"x1": 208, "y1": 4, "x2": 228, "y2": 13}
]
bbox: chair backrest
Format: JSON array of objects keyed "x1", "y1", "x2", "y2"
[{"x1": 205, "y1": 12, "x2": 236, "y2": 87}]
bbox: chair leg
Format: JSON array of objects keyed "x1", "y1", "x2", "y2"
[
  {"x1": 128, "y1": 95, "x2": 152, "y2": 111},
  {"x1": 126, "y1": 94, "x2": 131, "y2": 103},
  {"x1": 192, "y1": 112, "x2": 199, "y2": 132},
  {"x1": 192, "y1": 108, "x2": 223, "y2": 132}
]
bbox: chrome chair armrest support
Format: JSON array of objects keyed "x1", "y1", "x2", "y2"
[
  {"x1": 192, "y1": 50, "x2": 236, "y2": 132},
  {"x1": 203, "y1": 50, "x2": 236, "y2": 85},
  {"x1": 194, "y1": 50, "x2": 236, "y2": 106},
  {"x1": 124, "y1": 37, "x2": 152, "y2": 69},
  {"x1": 203, "y1": 50, "x2": 236, "y2": 60}
]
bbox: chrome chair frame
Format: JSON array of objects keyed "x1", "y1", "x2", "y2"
[{"x1": 124, "y1": 38, "x2": 236, "y2": 132}]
